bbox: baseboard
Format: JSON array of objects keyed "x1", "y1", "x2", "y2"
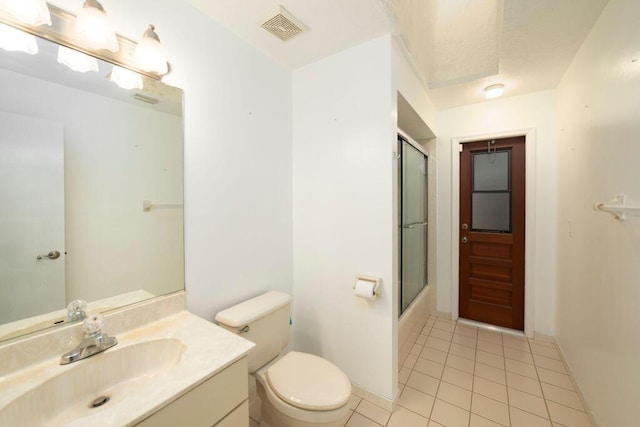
[
  {"x1": 533, "y1": 332, "x2": 555, "y2": 342},
  {"x1": 351, "y1": 384, "x2": 396, "y2": 412}
]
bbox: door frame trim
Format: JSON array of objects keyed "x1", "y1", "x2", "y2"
[
  {"x1": 450, "y1": 128, "x2": 536, "y2": 337},
  {"x1": 398, "y1": 128, "x2": 430, "y2": 157}
]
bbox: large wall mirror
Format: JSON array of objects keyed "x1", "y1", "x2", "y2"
[{"x1": 0, "y1": 31, "x2": 184, "y2": 341}]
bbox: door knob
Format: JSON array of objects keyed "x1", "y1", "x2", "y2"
[
  {"x1": 461, "y1": 223, "x2": 468, "y2": 230},
  {"x1": 37, "y1": 250, "x2": 61, "y2": 260},
  {"x1": 461, "y1": 237, "x2": 468, "y2": 244}
]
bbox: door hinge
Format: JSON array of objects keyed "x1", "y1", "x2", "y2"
[{"x1": 458, "y1": 144, "x2": 463, "y2": 152}]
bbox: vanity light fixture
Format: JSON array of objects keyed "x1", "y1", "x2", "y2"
[
  {"x1": 134, "y1": 25, "x2": 168, "y2": 75},
  {"x1": 57, "y1": 45, "x2": 98, "y2": 72},
  {"x1": 74, "y1": 0, "x2": 119, "y2": 52},
  {"x1": 0, "y1": 0, "x2": 51, "y2": 26},
  {"x1": 484, "y1": 83, "x2": 504, "y2": 99},
  {"x1": 109, "y1": 65, "x2": 143, "y2": 90},
  {"x1": 0, "y1": 23, "x2": 38, "y2": 54},
  {"x1": 0, "y1": 3, "x2": 171, "y2": 80}
]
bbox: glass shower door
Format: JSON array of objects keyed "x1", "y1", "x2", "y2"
[{"x1": 400, "y1": 137, "x2": 428, "y2": 314}]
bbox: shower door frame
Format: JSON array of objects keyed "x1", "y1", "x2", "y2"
[{"x1": 398, "y1": 132, "x2": 429, "y2": 316}]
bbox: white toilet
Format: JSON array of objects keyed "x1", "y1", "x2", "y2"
[{"x1": 215, "y1": 291, "x2": 352, "y2": 427}]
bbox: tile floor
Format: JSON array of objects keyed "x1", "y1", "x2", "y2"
[
  {"x1": 250, "y1": 315, "x2": 594, "y2": 427},
  {"x1": 343, "y1": 315, "x2": 594, "y2": 427}
]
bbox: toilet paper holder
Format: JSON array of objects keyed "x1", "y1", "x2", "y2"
[{"x1": 353, "y1": 275, "x2": 381, "y2": 297}]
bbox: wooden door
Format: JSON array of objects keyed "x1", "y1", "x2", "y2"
[{"x1": 459, "y1": 136, "x2": 525, "y2": 330}]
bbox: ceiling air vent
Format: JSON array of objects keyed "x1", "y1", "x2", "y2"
[{"x1": 260, "y1": 6, "x2": 308, "y2": 42}]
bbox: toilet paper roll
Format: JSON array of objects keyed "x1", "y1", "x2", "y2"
[{"x1": 354, "y1": 280, "x2": 376, "y2": 300}]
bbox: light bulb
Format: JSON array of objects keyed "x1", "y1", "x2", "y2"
[
  {"x1": 484, "y1": 84, "x2": 504, "y2": 99},
  {"x1": 134, "y1": 25, "x2": 168, "y2": 75},
  {"x1": 0, "y1": 0, "x2": 51, "y2": 26},
  {"x1": 110, "y1": 66, "x2": 143, "y2": 90},
  {"x1": 0, "y1": 24, "x2": 38, "y2": 54},
  {"x1": 57, "y1": 46, "x2": 98, "y2": 73},
  {"x1": 74, "y1": 0, "x2": 118, "y2": 52}
]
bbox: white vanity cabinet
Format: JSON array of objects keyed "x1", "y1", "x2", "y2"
[
  {"x1": 136, "y1": 357, "x2": 249, "y2": 427},
  {"x1": 0, "y1": 297, "x2": 255, "y2": 427}
]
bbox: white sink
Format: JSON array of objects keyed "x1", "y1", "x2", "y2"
[
  {"x1": 0, "y1": 338, "x2": 185, "y2": 426},
  {"x1": 0, "y1": 309, "x2": 254, "y2": 427}
]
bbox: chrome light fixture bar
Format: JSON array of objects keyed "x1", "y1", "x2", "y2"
[{"x1": 0, "y1": 3, "x2": 167, "y2": 80}]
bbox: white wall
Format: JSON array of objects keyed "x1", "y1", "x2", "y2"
[
  {"x1": 435, "y1": 90, "x2": 557, "y2": 335},
  {"x1": 392, "y1": 39, "x2": 438, "y2": 138},
  {"x1": 556, "y1": 0, "x2": 640, "y2": 425},
  {"x1": 0, "y1": 69, "x2": 182, "y2": 303},
  {"x1": 292, "y1": 35, "x2": 396, "y2": 400},
  {"x1": 48, "y1": 0, "x2": 294, "y2": 320},
  {"x1": 393, "y1": 38, "x2": 439, "y2": 372}
]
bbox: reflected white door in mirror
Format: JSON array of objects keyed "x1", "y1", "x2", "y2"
[{"x1": 0, "y1": 112, "x2": 65, "y2": 324}]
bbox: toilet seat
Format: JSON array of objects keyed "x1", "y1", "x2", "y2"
[{"x1": 266, "y1": 351, "x2": 351, "y2": 411}]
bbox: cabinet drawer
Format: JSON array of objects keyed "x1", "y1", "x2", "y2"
[
  {"x1": 136, "y1": 357, "x2": 248, "y2": 427},
  {"x1": 215, "y1": 400, "x2": 249, "y2": 427}
]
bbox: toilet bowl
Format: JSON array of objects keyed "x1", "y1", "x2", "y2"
[
  {"x1": 255, "y1": 351, "x2": 351, "y2": 426},
  {"x1": 215, "y1": 291, "x2": 352, "y2": 427}
]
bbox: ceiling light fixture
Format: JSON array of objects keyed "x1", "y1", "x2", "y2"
[
  {"x1": 134, "y1": 25, "x2": 168, "y2": 75},
  {"x1": 0, "y1": 0, "x2": 51, "y2": 26},
  {"x1": 74, "y1": 0, "x2": 118, "y2": 52},
  {"x1": 57, "y1": 45, "x2": 98, "y2": 72},
  {"x1": 484, "y1": 84, "x2": 504, "y2": 99},
  {"x1": 109, "y1": 65, "x2": 143, "y2": 90},
  {"x1": 0, "y1": 23, "x2": 38, "y2": 54}
]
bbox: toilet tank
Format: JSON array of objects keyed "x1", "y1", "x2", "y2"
[{"x1": 215, "y1": 291, "x2": 291, "y2": 373}]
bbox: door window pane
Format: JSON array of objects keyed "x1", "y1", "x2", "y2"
[
  {"x1": 473, "y1": 151, "x2": 509, "y2": 191},
  {"x1": 472, "y1": 193, "x2": 510, "y2": 231}
]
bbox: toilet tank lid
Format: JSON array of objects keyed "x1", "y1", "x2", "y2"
[{"x1": 215, "y1": 291, "x2": 291, "y2": 327}]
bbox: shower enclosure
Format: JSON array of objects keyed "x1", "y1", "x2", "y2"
[{"x1": 399, "y1": 134, "x2": 428, "y2": 315}]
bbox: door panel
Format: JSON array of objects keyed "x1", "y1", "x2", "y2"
[
  {"x1": 0, "y1": 111, "x2": 65, "y2": 324},
  {"x1": 459, "y1": 136, "x2": 525, "y2": 330}
]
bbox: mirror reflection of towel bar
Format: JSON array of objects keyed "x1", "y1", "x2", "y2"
[
  {"x1": 142, "y1": 200, "x2": 183, "y2": 212},
  {"x1": 402, "y1": 221, "x2": 428, "y2": 229}
]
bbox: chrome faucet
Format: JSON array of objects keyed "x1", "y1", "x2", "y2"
[{"x1": 60, "y1": 313, "x2": 117, "y2": 365}]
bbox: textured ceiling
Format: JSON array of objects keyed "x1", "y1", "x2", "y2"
[
  {"x1": 184, "y1": 0, "x2": 609, "y2": 110},
  {"x1": 390, "y1": 0, "x2": 610, "y2": 109},
  {"x1": 428, "y1": 0, "x2": 503, "y2": 88}
]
